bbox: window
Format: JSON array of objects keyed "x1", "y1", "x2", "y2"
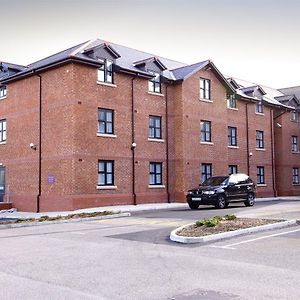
[
  {"x1": 228, "y1": 165, "x2": 238, "y2": 175},
  {"x1": 200, "y1": 120, "x2": 211, "y2": 142},
  {"x1": 0, "y1": 120, "x2": 6, "y2": 143},
  {"x1": 148, "y1": 72, "x2": 161, "y2": 93},
  {"x1": 200, "y1": 78, "x2": 210, "y2": 100},
  {"x1": 149, "y1": 116, "x2": 161, "y2": 139},
  {"x1": 149, "y1": 162, "x2": 162, "y2": 185},
  {"x1": 292, "y1": 168, "x2": 299, "y2": 184},
  {"x1": 256, "y1": 130, "x2": 264, "y2": 149},
  {"x1": 228, "y1": 127, "x2": 237, "y2": 146},
  {"x1": 97, "y1": 59, "x2": 113, "y2": 83},
  {"x1": 255, "y1": 100, "x2": 263, "y2": 113},
  {"x1": 292, "y1": 136, "x2": 298, "y2": 152},
  {"x1": 201, "y1": 163, "x2": 212, "y2": 183},
  {"x1": 98, "y1": 109, "x2": 114, "y2": 134},
  {"x1": 227, "y1": 94, "x2": 236, "y2": 109},
  {"x1": 98, "y1": 160, "x2": 114, "y2": 186},
  {"x1": 291, "y1": 111, "x2": 297, "y2": 122},
  {"x1": 0, "y1": 85, "x2": 7, "y2": 98},
  {"x1": 257, "y1": 166, "x2": 265, "y2": 184}
]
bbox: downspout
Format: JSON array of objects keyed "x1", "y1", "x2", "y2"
[
  {"x1": 35, "y1": 73, "x2": 42, "y2": 213},
  {"x1": 245, "y1": 103, "x2": 250, "y2": 175},
  {"x1": 165, "y1": 85, "x2": 170, "y2": 203},
  {"x1": 270, "y1": 109, "x2": 277, "y2": 197},
  {"x1": 131, "y1": 77, "x2": 137, "y2": 205}
]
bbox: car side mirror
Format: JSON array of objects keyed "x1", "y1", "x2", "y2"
[{"x1": 228, "y1": 182, "x2": 235, "y2": 186}]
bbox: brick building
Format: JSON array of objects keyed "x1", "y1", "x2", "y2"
[{"x1": 0, "y1": 39, "x2": 299, "y2": 212}]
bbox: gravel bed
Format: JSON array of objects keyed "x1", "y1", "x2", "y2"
[{"x1": 177, "y1": 218, "x2": 280, "y2": 237}]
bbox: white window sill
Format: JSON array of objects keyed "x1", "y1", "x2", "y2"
[
  {"x1": 227, "y1": 107, "x2": 238, "y2": 111},
  {"x1": 292, "y1": 183, "x2": 300, "y2": 186},
  {"x1": 291, "y1": 120, "x2": 298, "y2": 123},
  {"x1": 96, "y1": 81, "x2": 117, "y2": 88},
  {"x1": 96, "y1": 185, "x2": 117, "y2": 190},
  {"x1": 0, "y1": 141, "x2": 6, "y2": 145},
  {"x1": 292, "y1": 151, "x2": 300, "y2": 154},
  {"x1": 257, "y1": 184, "x2": 267, "y2": 187},
  {"x1": 97, "y1": 133, "x2": 117, "y2": 138},
  {"x1": 228, "y1": 145, "x2": 239, "y2": 149},
  {"x1": 199, "y1": 98, "x2": 213, "y2": 103},
  {"x1": 255, "y1": 112, "x2": 264, "y2": 116},
  {"x1": 256, "y1": 148, "x2": 266, "y2": 151},
  {"x1": 148, "y1": 185, "x2": 165, "y2": 189},
  {"x1": 148, "y1": 138, "x2": 165, "y2": 143},
  {"x1": 148, "y1": 91, "x2": 164, "y2": 97},
  {"x1": 200, "y1": 141, "x2": 214, "y2": 145},
  {"x1": 0, "y1": 96, "x2": 7, "y2": 100}
]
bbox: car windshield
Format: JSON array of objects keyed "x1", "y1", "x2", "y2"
[{"x1": 201, "y1": 176, "x2": 228, "y2": 186}]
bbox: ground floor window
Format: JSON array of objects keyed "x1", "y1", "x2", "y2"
[
  {"x1": 257, "y1": 166, "x2": 265, "y2": 184},
  {"x1": 201, "y1": 163, "x2": 212, "y2": 183},
  {"x1": 149, "y1": 162, "x2": 162, "y2": 185},
  {"x1": 228, "y1": 165, "x2": 238, "y2": 175},
  {"x1": 98, "y1": 160, "x2": 114, "y2": 186},
  {"x1": 292, "y1": 168, "x2": 299, "y2": 184}
]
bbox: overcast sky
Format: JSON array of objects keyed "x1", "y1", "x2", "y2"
[{"x1": 1, "y1": 0, "x2": 300, "y2": 88}]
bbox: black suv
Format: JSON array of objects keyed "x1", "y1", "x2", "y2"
[{"x1": 186, "y1": 173, "x2": 256, "y2": 209}]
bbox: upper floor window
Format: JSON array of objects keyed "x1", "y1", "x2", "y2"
[
  {"x1": 227, "y1": 94, "x2": 236, "y2": 109},
  {"x1": 228, "y1": 126, "x2": 237, "y2": 146},
  {"x1": 292, "y1": 136, "x2": 298, "y2": 152},
  {"x1": 0, "y1": 85, "x2": 7, "y2": 98},
  {"x1": 98, "y1": 108, "x2": 114, "y2": 134},
  {"x1": 228, "y1": 165, "x2": 238, "y2": 175},
  {"x1": 148, "y1": 72, "x2": 161, "y2": 93},
  {"x1": 255, "y1": 100, "x2": 263, "y2": 114},
  {"x1": 201, "y1": 163, "x2": 212, "y2": 183},
  {"x1": 0, "y1": 119, "x2": 6, "y2": 143},
  {"x1": 200, "y1": 120, "x2": 211, "y2": 142},
  {"x1": 292, "y1": 168, "x2": 299, "y2": 184},
  {"x1": 149, "y1": 162, "x2": 162, "y2": 185},
  {"x1": 149, "y1": 116, "x2": 161, "y2": 139},
  {"x1": 256, "y1": 130, "x2": 264, "y2": 149},
  {"x1": 98, "y1": 160, "x2": 114, "y2": 186},
  {"x1": 291, "y1": 111, "x2": 297, "y2": 122},
  {"x1": 200, "y1": 78, "x2": 210, "y2": 100},
  {"x1": 97, "y1": 59, "x2": 113, "y2": 83},
  {"x1": 256, "y1": 166, "x2": 265, "y2": 184}
]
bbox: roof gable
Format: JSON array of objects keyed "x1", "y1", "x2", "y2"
[{"x1": 133, "y1": 57, "x2": 167, "y2": 71}]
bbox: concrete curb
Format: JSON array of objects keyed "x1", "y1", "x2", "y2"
[
  {"x1": 0, "y1": 212, "x2": 131, "y2": 230},
  {"x1": 170, "y1": 219, "x2": 298, "y2": 244}
]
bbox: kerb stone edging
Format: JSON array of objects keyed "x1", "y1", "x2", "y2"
[
  {"x1": 170, "y1": 219, "x2": 297, "y2": 244},
  {"x1": 0, "y1": 212, "x2": 131, "y2": 230}
]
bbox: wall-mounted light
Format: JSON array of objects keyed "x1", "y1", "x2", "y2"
[{"x1": 30, "y1": 143, "x2": 37, "y2": 150}]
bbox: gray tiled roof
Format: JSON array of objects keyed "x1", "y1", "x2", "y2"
[
  {"x1": 170, "y1": 61, "x2": 210, "y2": 80},
  {"x1": 0, "y1": 62, "x2": 27, "y2": 81},
  {"x1": 279, "y1": 86, "x2": 300, "y2": 99}
]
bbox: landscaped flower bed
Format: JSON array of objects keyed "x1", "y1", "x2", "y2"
[{"x1": 176, "y1": 215, "x2": 279, "y2": 237}]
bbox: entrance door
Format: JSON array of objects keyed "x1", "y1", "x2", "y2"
[{"x1": 0, "y1": 167, "x2": 5, "y2": 202}]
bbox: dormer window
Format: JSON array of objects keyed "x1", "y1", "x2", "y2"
[
  {"x1": 200, "y1": 78, "x2": 210, "y2": 100},
  {"x1": 148, "y1": 72, "x2": 161, "y2": 93},
  {"x1": 97, "y1": 59, "x2": 113, "y2": 84},
  {"x1": 256, "y1": 100, "x2": 263, "y2": 114},
  {"x1": 0, "y1": 85, "x2": 7, "y2": 98},
  {"x1": 291, "y1": 110, "x2": 297, "y2": 122}
]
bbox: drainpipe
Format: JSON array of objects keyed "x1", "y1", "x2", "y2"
[
  {"x1": 270, "y1": 109, "x2": 277, "y2": 197},
  {"x1": 245, "y1": 103, "x2": 250, "y2": 175},
  {"x1": 131, "y1": 77, "x2": 137, "y2": 205},
  {"x1": 35, "y1": 73, "x2": 42, "y2": 213},
  {"x1": 165, "y1": 85, "x2": 170, "y2": 203}
]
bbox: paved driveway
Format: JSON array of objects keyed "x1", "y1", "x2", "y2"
[{"x1": 0, "y1": 200, "x2": 299, "y2": 300}]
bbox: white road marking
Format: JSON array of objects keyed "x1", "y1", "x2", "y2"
[{"x1": 209, "y1": 227, "x2": 300, "y2": 250}]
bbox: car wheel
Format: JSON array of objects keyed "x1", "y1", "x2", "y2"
[
  {"x1": 215, "y1": 194, "x2": 226, "y2": 209},
  {"x1": 188, "y1": 202, "x2": 199, "y2": 210},
  {"x1": 244, "y1": 193, "x2": 255, "y2": 207}
]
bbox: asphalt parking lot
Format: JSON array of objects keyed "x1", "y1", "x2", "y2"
[{"x1": 0, "y1": 200, "x2": 299, "y2": 300}]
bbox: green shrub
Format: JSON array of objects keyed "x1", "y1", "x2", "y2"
[
  {"x1": 224, "y1": 214, "x2": 237, "y2": 221},
  {"x1": 195, "y1": 216, "x2": 221, "y2": 227}
]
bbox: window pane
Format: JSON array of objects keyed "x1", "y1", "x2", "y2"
[
  {"x1": 149, "y1": 128, "x2": 154, "y2": 138},
  {"x1": 106, "y1": 123, "x2": 113, "y2": 133},
  {"x1": 156, "y1": 163, "x2": 161, "y2": 173},
  {"x1": 149, "y1": 174, "x2": 155, "y2": 185},
  {"x1": 98, "y1": 162, "x2": 104, "y2": 172},
  {"x1": 106, "y1": 112, "x2": 112, "y2": 122},
  {"x1": 98, "y1": 122, "x2": 105, "y2": 133},
  {"x1": 149, "y1": 117, "x2": 155, "y2": 127},
  {"x1": 155, "y1": 128, "x2": 161, "y2": 138},
  {"x1": 154, "y1": 84, "x2": 160, "y2": 93},
  {"x1": 106, "y1": 162, "x2": 112, "y2": 173},
  {"x1": 2, "y1": 121, "x2": 6, "y2": 130},
  {"x1": 150, "y1": 163, "x2": 154, "y2": 173},
  {"x1": 155, "y1": 118, "x2": 160, "y2": 128},
  {"x1": 106, "y1": 174, "x2": 113, "y2": 185},
  {"x1": 156, "y1": 174, "x2": 161, "y2": 184},
  {"x1": 97, "y1": 70, "x2": 105, "y2": 82},
  {"x1": 98, "y1": 174, "x2": 105, "y2": 185}
]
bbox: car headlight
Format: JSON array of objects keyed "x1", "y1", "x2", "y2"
[
  {"x1": 188, "y1": 191, "x2": 193, "y2": 195},
  {"x1": 203, "y1": 190, "x2": 215, "y2": 195}
]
